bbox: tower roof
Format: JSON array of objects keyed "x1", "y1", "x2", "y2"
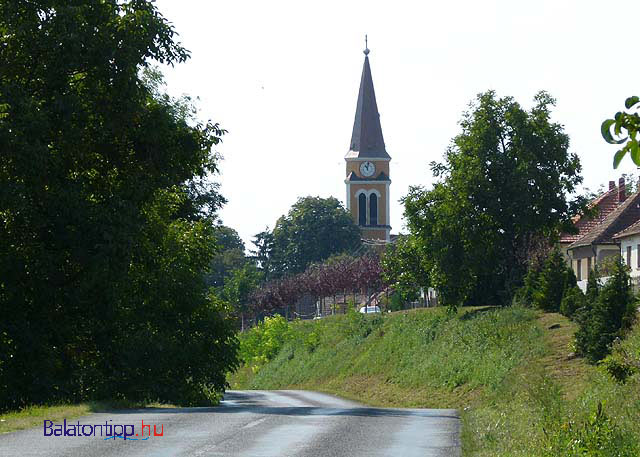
[{"x1": 346, "y1": 49, "x2": 390, "y2": 159}]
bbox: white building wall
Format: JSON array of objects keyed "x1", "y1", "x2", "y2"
[{"x1": 619, "y1": 235, "x2": 640, "y2": 284}]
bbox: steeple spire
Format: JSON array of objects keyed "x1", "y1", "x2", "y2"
[{"x1": 346, "y1": 39, "x2": 390, "y2": 159}]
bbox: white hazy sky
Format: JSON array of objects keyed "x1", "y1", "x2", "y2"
[{"x1": 154, "y1": 0, "x2": 640, "y2": 249}]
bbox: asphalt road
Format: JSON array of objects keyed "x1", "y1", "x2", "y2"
[{"x1": 0, "y1": 390, "x2": 460, "y2": 456}]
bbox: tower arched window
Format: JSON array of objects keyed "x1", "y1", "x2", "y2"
[
  {"x1": 358, "y1": 193, "x2": 367, "y2": 226},
  {"x1": 369, "y1": 193, "x2": 378, "y2": 225}
]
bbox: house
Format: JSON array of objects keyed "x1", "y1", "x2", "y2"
[
  {"x1": 558, "y1": 179, "x2": 623, "y2": 262},
  {"x1": 562, "y1": 177, "x2": 640, "y2": 290},
  {"x1": 612, "y1": 219, "x2": 640, "y2": 287}
]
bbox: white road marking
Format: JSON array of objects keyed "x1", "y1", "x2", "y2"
[{"x1": 241, "y1": 417, "x2": 268, "y2": 430}]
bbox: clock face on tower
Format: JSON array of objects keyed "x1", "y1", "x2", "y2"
[{"x1": 360, "y1": 161, "x2": 375, "y2": 177}]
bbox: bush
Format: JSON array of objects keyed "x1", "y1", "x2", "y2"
[
  {"x1": 560, "y1": 286, "x2": 585, "y2": 318},
  {"x1": 542, "y1": 402, "x2": 638, "y2": 457},
  {"x1": 516, "y1": 249, "x2": 575, "y2": 311},
  {"x1": 387, "y1": 291, "x2": 405, "y2": 312},
  {"x1": 533, "y1": 249, "x2": 570, "y2": 311},
  {"x1": 575, "y1": 259, "x2": 637, "y2": 363},
  {"x1": 238, "y1": 315, "x2": 295, "y2": 370},
  {"x1": 513, "y1": 260, "x2": 542, "y2": 306},
  {"x1": 600, "y1": 352, "x2": 637, "y2": 384},
  {"x1": 585, "y1": 266, "x2": 600, "y2": 304},
  {"x1": 600, "y1": 337, "x2": 639, "y2": 383}
]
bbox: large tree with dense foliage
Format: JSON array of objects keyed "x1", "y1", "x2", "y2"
[
  {"x1": 268, "y1": 196, "x2": 361, "y2": 277},
  {"x1": 404, "y1": 91, "x2": 584, "y2": 308},
  {"x1": 206, "y1": 225, "x2": 248, "y2": 289},
  {"x1": 0, "y1": 0, "x2": 237, "y2": 409}
]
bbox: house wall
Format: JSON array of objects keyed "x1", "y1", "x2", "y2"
[
  {"x1": 597, "y1": 246, "x2": 620, "y2": 263},
  {"x1": 568, "y1": 244, "x2": 619, "y2": 287},
  {"x1": 619, "y1": 236, "x2": 640, "y2": 280},
  {"x1": 569, "y1": 245, "x2": 595, "y2": 283}
]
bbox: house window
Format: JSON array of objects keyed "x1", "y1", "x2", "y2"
[
  {"x1": 587, "y1": 257, "x2": 591, "y2": 279},
  {"x1": 369, "y1": 194, "x2": 378, "y2": 225},
  {"x1": 627, "y1": 246, "x2": 632, "y2": 266},
  {"x1": 358, "y1": 193, "x2": 367, "y2": 226},
  {"x1": 576, "y1": 259, "x2": 582, "y2": 281},
  {"x1": 637, "y1": 245, "x2": 640, "y2": 268}
]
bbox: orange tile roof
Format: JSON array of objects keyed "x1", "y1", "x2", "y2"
[
  {"x1": 569, "y1": 190, "x2": 640, "y2": 248},
  {"x1": 559, "y1": 187, "x2": 620, "y2": 243}
]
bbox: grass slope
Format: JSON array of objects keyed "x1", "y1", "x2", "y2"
[{"x1": 231, "y1": 306, "x2": 640, "y2": 456}]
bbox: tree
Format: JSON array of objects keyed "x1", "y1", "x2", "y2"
[
  {"x1": 221, "y1": 263, "x2": 262, "y2": 330},
  {"x1": 0, "y1": 0, "x2": 237, "y2": 409},
  {"x1": 250, "y1": 228, "x2": 275, "y2": 281},
  {"x1": 269, "y1": 196, "x2": 361, "y2": 276},
  {"x1": 404, "y1": 91, "x2": 584, "y2": 308},
  {"x1": 575, "y1": 259, "x2": 636, "y2": 363},
  {"x1": 560, "y1": 286, "x2": 584, "y2": 318},
  {"x1": 382, "y1": 235, "x2": 429, "y2": 304},
  {"x1": 206, "y1": 226, "x2": 248, "y2": 288},
  {"x1": 533, "y1": 249, "x2": 572, "y2": 312},
  {"x1": 602, "y1": 96, "x2": 640, "y2": 168}
]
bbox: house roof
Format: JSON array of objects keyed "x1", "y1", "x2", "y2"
[
  {"x1": 346, "y1": 171, "x2": 390, "y2": 182},
  {"x1": 613, "y1": 218, "x2": 640, "y2": 240},
  {"x1": 345, "y1": 50, "x2": 390, "y2": 160},
  {"x1": 559, "y1": 186, "x2": 620, "y2": 243},
  {"x1": 568, "y1": 189, "x2": 640, "y2": 249}
]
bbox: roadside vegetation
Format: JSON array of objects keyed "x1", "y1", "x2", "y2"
[
  {"x1": 230, "y1": 306, "x2": 640, "y2": 456},
  {"x1": 0, "y1": 1, "x2": 240, "y2": 411}
]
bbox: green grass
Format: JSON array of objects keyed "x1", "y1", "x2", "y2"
[
  {"x1": 0, "y1": 400, "x2": 177, "y2": 434},
  {"x1": 231, "y1": 306, "x2": 544, "y2": 408},
  {"x1": 230, "y1": 306, "x2": 640, "y2": 456}
]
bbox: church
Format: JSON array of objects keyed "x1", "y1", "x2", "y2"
[{"x1": 344, "y1": 43, "x2": 392, "y2": 243}]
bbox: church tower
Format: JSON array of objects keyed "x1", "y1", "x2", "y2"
[{"x1": 345, "y1": 41, "x2": 391, "y2": 242}]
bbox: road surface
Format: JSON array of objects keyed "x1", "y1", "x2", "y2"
[{"x1": 0, "y1": 390, "x2": 460, "y2": 456}]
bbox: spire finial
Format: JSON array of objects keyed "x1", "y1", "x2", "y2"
[{"x1": 364, "y1": 34, "x2": 369, "y2": 56}]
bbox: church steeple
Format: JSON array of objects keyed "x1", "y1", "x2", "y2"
[
  {"x1": 344, "y1": 39, "x2": 392, "y2": 243},
  {"x1": 346, "y1": 42, "x2": 390, "y2": 160}
]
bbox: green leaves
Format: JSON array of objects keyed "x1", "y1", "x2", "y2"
[
  {"x1": 625, "y1": 96, "x2": 640, "y2": 109},
  {"x1": 404, "y1": 91, "x2": 582, "y2": 308},
  {"x1": 269, "y1": 197, "x2": 361, "y2": 277},
  {"x1": 0, "y1": 0, "x2": 236, "y2": 409},
  {"x1": 614, "y1": 148, "x2": 628, "y2": 169},
  {"x1": 631, "y1": 140, "x2": 640, "y2": 165},
  {"x1": 602, "y1": 96, "x2": 640, "y2": 168},
  {"x1": 575, "y1": 259, "x2": 635, "y2": 363},
  {"x1": 602, "y1": 119, "x2": 624, "y2": 144}
]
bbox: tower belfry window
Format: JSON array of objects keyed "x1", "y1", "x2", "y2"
[
  {"x1": 358, "y1": 193, "x2": 367, "y2": 226},
  {"x1": 369, "y1": 193, "x2": 378, "y2": 225}
]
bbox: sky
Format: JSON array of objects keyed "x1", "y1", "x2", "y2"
[{"x1": 154, "y1": 0, "x2": 640, "y2": 249}]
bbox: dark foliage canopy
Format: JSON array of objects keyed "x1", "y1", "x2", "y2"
[
  {"x1": 268, "y1": 196, "x2": 362, "y2": 277},
  {"x1": 0, "y1": 0, "x2": 237, "y2": 409},
  {"x1": 206, "y1": 225, "x2": 248, "y2": 289},
  {"x1": 404, "y1": 91, "x2": 584, "y2": 307}
]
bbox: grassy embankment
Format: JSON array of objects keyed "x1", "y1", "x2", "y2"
[
  {"x1": 230, "y1": 306, "x2": 640, "y2": 456},
  {"x1": 0, "y1": 401, "x2": 176, "y2": 434}
]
